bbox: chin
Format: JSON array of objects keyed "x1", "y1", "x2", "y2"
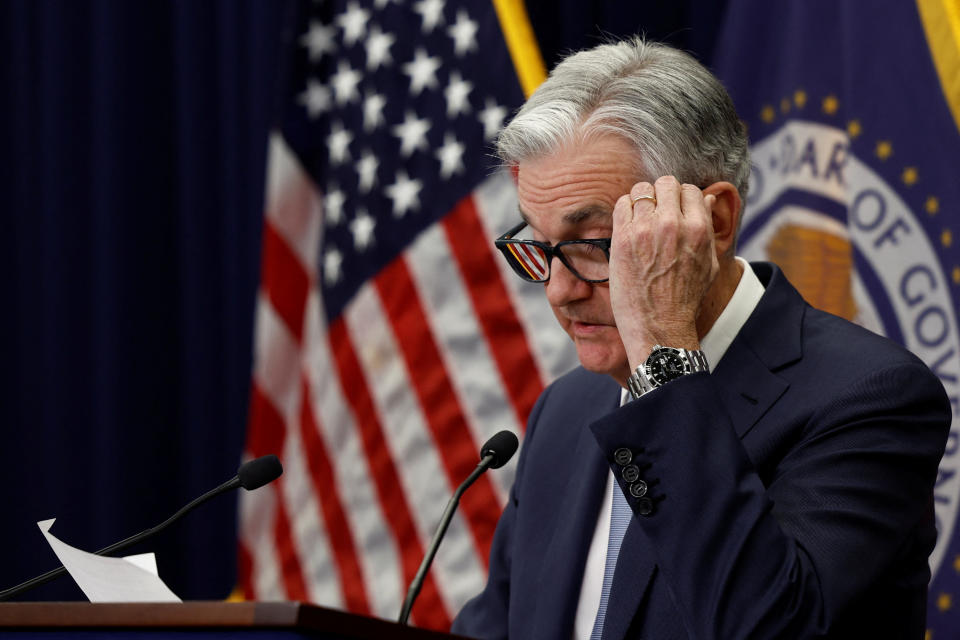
[{"x1": 573, "y1": 341, "x2": 628, "y2": 381}]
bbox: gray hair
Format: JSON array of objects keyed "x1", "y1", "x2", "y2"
[{"x1": 496, "y1": 37, "x2": 750, "y2": 201}]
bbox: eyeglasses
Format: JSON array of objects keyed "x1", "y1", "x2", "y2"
[{"x1": 494, "y1": 222, "x2": 612, "y2": 283}]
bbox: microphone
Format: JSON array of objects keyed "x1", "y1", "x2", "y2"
[
  {"x1": 0, "y1": 454, "x2": 283, "y2": 602},
  {"x1": 237, "y1": 454, "x2": 284, "y2": 490},
  {"x1": 398, "y1": 430, "x2": 519, "y2": 625},
  {"x1": 479, "y1": 430, "x2": 519, "y2": 469}
]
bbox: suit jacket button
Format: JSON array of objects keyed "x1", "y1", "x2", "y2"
[
  {"x1": 622, "y1": 464, "x2": 640, "y2": 483},
  {"x1": 629, "y1": 480, "x2": 648, "y2": 499},
  {"x1": 614, "y1": 447, "x2": 633, "y2": 466},
  {"x1": 636, "y1": 496, "x2": 654, "y2": 516}
]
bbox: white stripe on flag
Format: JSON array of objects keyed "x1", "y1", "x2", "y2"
[
  {"x1": 252, "y1": 285, "x2": 344, "y2": 606},
  {"x1": 239, "y1": 481, "x2": 284, "y2": 600},
  {"x1": 252, "y1": 292, "x2": 301, "y2": 419},
  {"x1": 302, "y1": 290, "x2": 404, "y2": 618},
  {"x1": 265, "y1": 133, "x2": 323, "y2": 270},
  {"x1": 406, "y1": 221, "x2": 521, "y2": 501},
  {"x1": 343, "y1": 282, "x2": 486, "y2": 614},
  {"x1": 279, "y1": 421, "x2": 344, "y2": 607}
]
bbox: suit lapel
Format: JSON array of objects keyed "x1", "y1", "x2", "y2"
[
  {"x1": 714, "y1": 262, "x2": 805, "y2": 438},
  {"x1": 532, "y1": 386, "x2": 620, "y2": 639},
  {"x1": 713, "y1": 344, "x2": 789, "y2": 438}
]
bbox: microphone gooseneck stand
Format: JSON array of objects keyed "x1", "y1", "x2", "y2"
[
  {"x1": 0, "y1": 454, "x2": 282, "y2": 602},
  {"x1": 398, "y1": 430, "x2": 518, "y2": 626}
]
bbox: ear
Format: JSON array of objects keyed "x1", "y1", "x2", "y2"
[{"x1": 703, "y1": 181, "x2": 741, "y2": 258}]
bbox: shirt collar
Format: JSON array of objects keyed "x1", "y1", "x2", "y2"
[{"x1": 699, "y1": 257, "x2": 765, "y2": 371}]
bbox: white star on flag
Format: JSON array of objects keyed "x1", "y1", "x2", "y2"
[
  {"x1": 385, "y1": 170, "x2": 423, "y2": 217},
  {"x1": 330, "y1": 61, "x2": 363, "y2": 105},
  {"x1": 324, "y1": 186, "x2": 346, "y2": 226},
  {"x1": 391, "y1": 111, "x2": 431, "y2": 157},
  {"x1": 323, "y1": 247, "x2": 344, "y2": 284},
  {"x1": 327, "y1": 122, "x2": 354, "y2": 165},
  {"x1": 365, "y1": 25, "x2": 396, "y2": 71},
  {"x1": 355, "y1": 151, "x2": 379, "y2": 193},
  {"x1": 444, "y1": 71, "x2": 473, "y2": 117},
  {"x1": 337, "y1": 1, "x2": 370, "y2": 46},
  {"x1": 350, "y1": 209, "x2": 376, "y2": 250},
  {"x1": 436, "y1": 133, "x2": 466, "y2": 179},
  {"x1": 300, "y1": 21, "x2": 338, "y2": 62},
  {"x1": 362, "y1": 92, "x2": 388, "y2": 132},
  {"x1": 298, "y1": 79, "x2": 331, "y2": 118},
  {"x1": 413, "y1": 0, "x2": 445, "y2": 34},
  {"x1": 402, "y1": 48, "x2": 442, "y2": 95},
  {"x1": 479, "y1": 98, "x2": 508, "y2": 140},
  {"x1": 447, "y1": 11, "x2": 478, "y2": 56}
]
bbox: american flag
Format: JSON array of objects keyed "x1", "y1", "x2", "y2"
[{"x1": 238, "y1": 0, "x2": 577, "y2": 629}]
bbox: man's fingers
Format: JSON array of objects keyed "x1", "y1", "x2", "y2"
[
  {"x1": 613, "y1": 193, "x2": 635, "y2": 230},
  {"x1": 653, "y1": 176, "x2": 682, "y2": 217},
  {"x1": 629, "y1": 182, "x2": 656, "y2": 216},
  {"x1": 704, "y1": 193, "x2": 717, "y2": 213},
  {"x1": 679, "y1": 183, "x2": 706, "y2": 219}
]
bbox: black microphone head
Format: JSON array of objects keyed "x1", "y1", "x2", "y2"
[
  {"x1": 238, "y1": 455, "x2": 283, "y2": 490},
  {"x1": 480, "y1": 430, "x2": 519, "y2": 469}
]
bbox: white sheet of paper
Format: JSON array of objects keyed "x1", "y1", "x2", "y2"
[
  {"x1": 38, "y1": 519, "x2": 181, "y2": 603},
  {"x1": 122, "y1": 553, "x2": 160, "y2": 575}
]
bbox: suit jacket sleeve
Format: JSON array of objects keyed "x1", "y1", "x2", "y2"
[{"x1": 590, "y1": 358, "x2": 950, "y2": 638}]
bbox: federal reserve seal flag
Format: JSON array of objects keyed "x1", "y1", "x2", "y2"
[{"x1": 714, "y1": 0, "x2": 960, "y2": 634}]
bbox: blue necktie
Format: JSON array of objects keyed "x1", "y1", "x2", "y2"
[{"x1": 590, "y1": 480, "x2": 632, "y2": 639}]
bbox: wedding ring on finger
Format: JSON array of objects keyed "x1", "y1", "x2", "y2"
[{"x1": 631, "y1": 194, "x2": 657, "y2": 207}]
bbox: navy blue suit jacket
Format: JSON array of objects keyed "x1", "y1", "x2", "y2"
[{"x1": 453, "y1": 263, "x2": 950, "y2": 639}]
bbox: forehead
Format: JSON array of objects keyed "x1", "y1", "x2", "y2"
[{"x1": 515, "y1": 135, "x2": 640, "y2": 233}]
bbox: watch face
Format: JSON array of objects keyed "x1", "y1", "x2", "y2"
[{"x1": 647, "y1": 350, "x2": 687, "y2": 385}]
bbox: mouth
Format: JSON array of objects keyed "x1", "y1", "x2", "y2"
[{"x1": 570, "y1": 320, "x2": 611, "y2": 335}]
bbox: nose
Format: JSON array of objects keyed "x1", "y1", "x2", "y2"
[{"x1": 545, "y1": 256, "x2": 592, "y2": 307}]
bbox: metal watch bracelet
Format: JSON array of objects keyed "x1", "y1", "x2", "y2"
[{"x1": 627, "y1": 347, "x2": 709, "y2": 400}]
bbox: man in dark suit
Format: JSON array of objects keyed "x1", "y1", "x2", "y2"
[{"x1": 451, "y1": 37, "x2": 950, "y2": 639}]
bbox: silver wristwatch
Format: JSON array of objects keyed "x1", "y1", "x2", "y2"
[{"x1": 627, "y1": 345, "x2": 709, "y2": 400}]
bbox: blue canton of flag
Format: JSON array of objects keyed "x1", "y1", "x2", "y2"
[
  {"x1": 283, "y1": 0, "x2": 523, "y2": 321},
  {"x1": 713, "y1": 1, "x2": 960, "y2": 635}
]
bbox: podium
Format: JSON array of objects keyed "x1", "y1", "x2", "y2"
[{"x1": 0, "y1": 601, "x2": 473, "y2": 639}]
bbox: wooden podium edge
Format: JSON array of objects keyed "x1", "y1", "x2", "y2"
[
  {"x1": 0, "y1": 601, "x2": 263, "y2": 627},
  {"x1": 0, "y1": 602, "x2": 472, "y2": 639}
]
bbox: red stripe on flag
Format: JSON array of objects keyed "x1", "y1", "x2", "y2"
[
  {"x1": 327, "y1": 318, "x2": 452, "y2": 630},
  {"x1": 442, "y1": 196, "x2": 545, "y2": 428},
  {"x1": 247, "y1": 382, "x2": 287, "y2": 458},
  {"x1": 298, "y1": 373, "x2": 372, "y2": 615},
  {"x1": 246, "y1": 383, "x2": 309, "y2": 601},
  {"x1": 274, "y1": 492, "x2": 310, "y2": 601},
  {"x1": 261, "y1": 221, "x2": 310, "y2": 344},
  {"x1": 237, "y1": 540, "x2": 254, "y2": 600},
  {"x1": 375, "y1": 258, "x2": 504, "y2": 566}
]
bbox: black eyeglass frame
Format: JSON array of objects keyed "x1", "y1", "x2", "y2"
[{"x1": 494, "y1": 221, "x2": 613, "y2": 283}]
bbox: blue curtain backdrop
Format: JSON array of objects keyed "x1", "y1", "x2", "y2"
[
  {"x1": 0, "y1": 0, "x2": 291, "y2": 600},
  {"x1": 0, "y1": 0, "x2": 721, "y2": 602}
]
